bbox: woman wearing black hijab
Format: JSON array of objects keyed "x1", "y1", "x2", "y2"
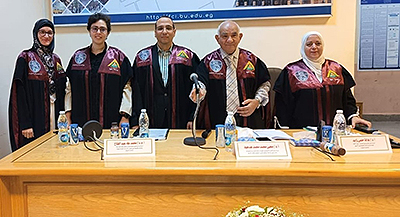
[{"x1": 8, "y1": 19, "x2": 66, "y2": 151}]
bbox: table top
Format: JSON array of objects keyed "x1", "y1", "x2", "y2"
[{"x1": 1, "y1": 129, "x2": 400, "y2": 178}]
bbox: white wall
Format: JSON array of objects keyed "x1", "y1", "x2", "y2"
[
  {"x1": 0, "y1": 0, "x2": 48, "y2": 158},
  {"x1": 0, "y1": 0, "x2": 357, "y2": 158},
  {"x1": 55, "y1": 1, "x2": 356, "y2": 70}
]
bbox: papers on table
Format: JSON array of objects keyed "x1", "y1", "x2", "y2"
[
  {"x1": 253, "y1": 129, "x2": 293, "y2": 140},
  {"x1": 149, "y1": 129, "x2": 169, "y2": 141}
]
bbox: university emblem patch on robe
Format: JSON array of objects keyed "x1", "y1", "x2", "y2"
[
  {"x1": 56, "y1": 62, "x2": 63, "y2": 71},
  {"x1": 177, "y1": 50, "x2": 189, "y2": 59},
  {"x1": 139, "y1": 50, "x2": 150, "y2": 61},
  {"x1": 327, "y1": 70, "x2": 339, "y2": 78},
  {"x1": 75, "y1": 52, "x2": 86, "y2": 64},
  {"x1": 108, "y1": 59, "x2": 120, "y2": 69},
  {"x1": 243, "y1": 61, "x2": 255, "y2": 71},
  {"x1": 295, "y1": 70, "x2": 309, "y2": 82},
  {"x1": 29, "y1": 60, "x2": 41, "y2": 73},
  {"x1": 209, "y1": 60, "x2": 222, "y2": 72}
]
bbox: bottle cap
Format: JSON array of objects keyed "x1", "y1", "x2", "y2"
[
  {"x1": 141, "y1": 109, "x2": 147, "y2": 113},
  {"x1": 336, "y1": 110, "x2": 343, "y2": 114},
  {"x1": 111, "y1": 122, "x2": 118, "y2": 126},
  {"x1": 59, "y1": 111, "x2": 65, "y2": 115},
  {"x1": 338, "y1": 147, "x2": 346, "y2": 156}
]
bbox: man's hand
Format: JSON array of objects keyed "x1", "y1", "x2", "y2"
[
  {"x1": 119, "y1": 116, "x2": 130, "y2": 128},
  {"x1": 189, "y1": 88, "x2": 206, "y2": 103},
  {"x1": 236, "y1": 99, "x2": 259, "y2": 117},
  {"x1": 186, "y1": 121, "x2": 193, "y2": 129},
  {"x1": 351, "y1": 116, "x2": 372, "y2": 128},
  {"x1": 65, "y1": 111, "x2": 72, "y2": 126},
  {"x1": 22, "y1": 128, "x2": 34, "y2": 139}
]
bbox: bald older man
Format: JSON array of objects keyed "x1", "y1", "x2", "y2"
[{"x1": 192, "y1": 20, "x2": 271, "y2": 129}]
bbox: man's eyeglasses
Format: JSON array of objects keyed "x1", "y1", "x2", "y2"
[
  {"x1": 91, "y1": 26, "x2": 108, "y2": 33},
  {"x1": 38, "y1": 30, "x2": 54, "y2": 37},
  {"x1": 156, "y1": 25, "x2": 174, "y2": 32}
]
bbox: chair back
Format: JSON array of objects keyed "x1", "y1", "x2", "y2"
[{"x1": 266, "y1": 67, "x2": 282, "y2": 128}]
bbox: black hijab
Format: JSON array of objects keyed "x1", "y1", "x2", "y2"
[{"x1": 32, "y1": 18, "x2": 56, "y2": 95}]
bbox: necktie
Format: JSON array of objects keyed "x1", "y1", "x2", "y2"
[{"x1": 226, "y1": 55, "x2": 239, "y2": 114}]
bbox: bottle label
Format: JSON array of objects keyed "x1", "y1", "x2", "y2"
[
  {"x1": 140, "y1": 133, "x2": 149, "y2": 138},
  {"x1": 59, "y1": 132, "x2": 69, "y2": 143}
]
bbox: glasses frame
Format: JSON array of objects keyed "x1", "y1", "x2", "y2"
[
  {"x1": 38, "y1": 30, "x2": 54, "y2": 37},
  {"x1": 90, "y1": 26, "x2": 108, "y2": 33}
]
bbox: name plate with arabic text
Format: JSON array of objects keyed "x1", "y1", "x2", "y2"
[
  {"x1": 103, "y1": 138, "x2": 155, "y2": 159},
  {"x1": 338, "y1": 134, "x2": 392, "y2": 154},
  {"x1": 234, "y1": 141, "x2": 292, "y2": 160}
]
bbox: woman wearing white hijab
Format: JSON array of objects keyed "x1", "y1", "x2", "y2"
[{"x1": 273, "y1": 31, "x2": 371, "y2": 129}]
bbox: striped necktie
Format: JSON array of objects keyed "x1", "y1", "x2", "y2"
[{"x1": 225, "y1": 55, "x2": 239, "y2": 114}]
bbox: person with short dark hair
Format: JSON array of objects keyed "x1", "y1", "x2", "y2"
[
  {"x1": 274, "y1": 31, "x2": 371, "y2": 128},
  {"x1": 9, "y1": 19, "x2": 66, "y2": 151},
  {"x1": 132, "y1": 16, "x2": 200, "y2": 129},
  {"x1": 65, "y1": 13, "x2": 133, "y2": 128},
  {"x1": 193, "y1": 20, "x2": 271, "y2": 129}
]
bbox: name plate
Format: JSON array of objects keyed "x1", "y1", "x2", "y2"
[
  {"x1": 103, "y1": 138, "x2": 155, "y2": 159},
  {"x1": 338, "y1": 134, "x2": 392, "y2": 154},
  {"x1": 234, "y1": 141, "x2": 292, "y2": 160}
]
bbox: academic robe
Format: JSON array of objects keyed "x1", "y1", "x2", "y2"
[
  {"x1": 133, "y1": 44, "x2": 200, "y2": 129},
  {"x1": 273, "y1": 59, "x2": 357, "y2": 129},
  {"x1": 197, "y1": 48, "x2": 271, "y2": 129},
  {"x1": 9, "y1": 49, "x2": 66, "y2": 151},
  {"x1": 66, "y1": 46, "x2": 132, "y2": 129}
]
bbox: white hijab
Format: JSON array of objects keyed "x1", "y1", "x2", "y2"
[{"x1": 300, "y1": 31, "x2": 325, "y2": 82}]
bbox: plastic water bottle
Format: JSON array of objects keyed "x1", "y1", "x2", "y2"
[
  {"x1": 139, "y1": 109, "x2": 149, "y2": 138},
  {"x1": 57, "y1": 111, "x2": 69, "y2": 148},
  {"x1": 224, "y1": 112, "x2": 237, "y2": 152},
  {"x1": 110, "y1": 122, "x2": 119, "y2": 139},
  {"x1": 332, "y1": 109, "x2": 346, "y2": 144}
]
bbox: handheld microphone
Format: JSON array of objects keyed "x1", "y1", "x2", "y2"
[{"x1": 190, "y1": 73, "x2": 200, "y2": 90}]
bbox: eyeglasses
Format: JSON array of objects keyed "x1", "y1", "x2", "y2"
[
  {"x1": 91, "y1": 26, "x2": 108, "y2": 33},
  {"x1": 156, "y1": 25, "x2": 174, "y2": 32},
  {"x1": 38, "y1": 30, "x2": 54, "y2": 37},
  {"x1": 306, "y1": 41, "x2": 322, "y2": 47}
]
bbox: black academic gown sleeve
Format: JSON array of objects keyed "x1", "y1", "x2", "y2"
[
  {"x1": 341, "y1": 66, "x2": 358, "y2": 121},
  {"x1": 273, "y1": 67, "x2": 294, "y2": 128},
  {"x1": 14, "y1": 58, "x2": 33, "y2": 130}
]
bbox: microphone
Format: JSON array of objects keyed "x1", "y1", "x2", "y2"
[
  {"x1": 190, "y1": 73, "x2": 200, "y2": 91},
  {"x1": 201, "y1": 129, "x2": 212, "y2": 139},
  {"x1": 184, "y1": 73, "x2": 219, "y2": 160}
]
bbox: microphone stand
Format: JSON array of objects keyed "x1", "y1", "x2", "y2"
[
  {"x1": 183, "y1": 85, "x2": 219, "y2": 160},
  {"x1": 184, "y1": 88, "x2": 205, "y2": 146}
]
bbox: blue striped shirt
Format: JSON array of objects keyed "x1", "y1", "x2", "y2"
[{"x1": 158, "y1": 46, "x2": 173, "y2": 86}]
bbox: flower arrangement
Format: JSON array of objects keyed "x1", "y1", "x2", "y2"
[{"x1": 225, "y1": 204, "x2": 304, "y2": 217}]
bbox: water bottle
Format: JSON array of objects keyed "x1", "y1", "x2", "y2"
[
  {"x1": 224, "y1": 112, "x2": 237, "y2": 152},
  {"x1": 57, "y1": 111, "x2": 69, "y2": 148},
  {"x1": 110, "y1": 122, "x2": 119, "y2": 139},
  {"x1": 139, "y1": 109, "x2": 149, "y2": 138},
  {"x1": 332, "y1": 109, "x2": 346, "y2": 144}
]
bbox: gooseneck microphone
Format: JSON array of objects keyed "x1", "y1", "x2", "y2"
[{"x1": 183, "y1": 73, "x2": 219, "y2": 160}]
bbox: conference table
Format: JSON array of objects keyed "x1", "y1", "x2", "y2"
[{"x1": 1, "y1": 129, "x2": 400, "y2": 217}]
